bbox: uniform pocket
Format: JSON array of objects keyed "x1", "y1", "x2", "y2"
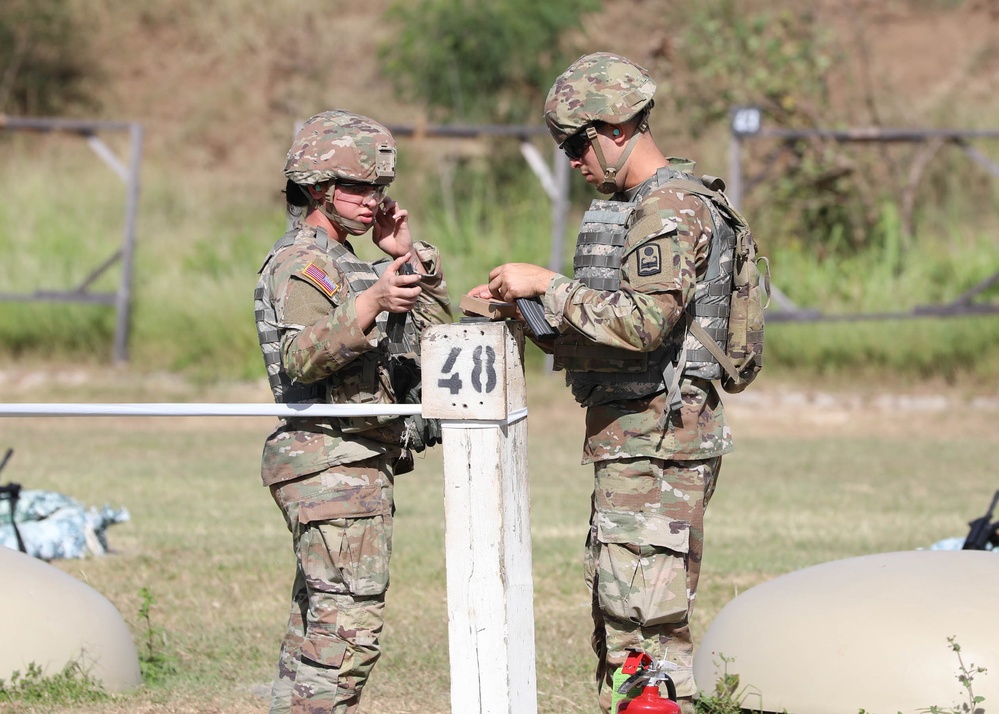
[
  {"x1": 300, "y1": 515, "x2": 393, "y2": 598},
  {"x1": 300, "y1": 631, "x2": 348, "y2": 668},
  {"x1": 594, "y1": 510, "x2": 690, "y2": 626}
]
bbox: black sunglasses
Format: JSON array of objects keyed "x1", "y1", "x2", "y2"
[{"x1": 561, "y1": 129, "x2": 592, "y2": 161}]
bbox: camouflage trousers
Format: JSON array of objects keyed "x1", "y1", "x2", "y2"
[
  {"x1": 584, "y1": 455, "x2": 722, "y2": 712},
  {"x1": 268, "y1": 455, "x2": 395, "y2": 714}
]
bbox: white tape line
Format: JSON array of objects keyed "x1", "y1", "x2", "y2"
[
  {"x1": 0, "y1": 403, "x2": 423, "y2": 418},
  {"x1": 440, "y1": 407, "x2": 529, "y2": 429}
]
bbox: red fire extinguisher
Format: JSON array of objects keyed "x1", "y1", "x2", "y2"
[
  {"x1": 617, "y1": 682, "x2": 682, "y2": 714},
  {"x1": 615, "y1": 651, "x2": 682, "y2": 714}
]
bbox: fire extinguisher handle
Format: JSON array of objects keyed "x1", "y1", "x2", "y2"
[
  {"x1": 661, "y1": 673, "x2": 677, "y2": 702},
  {"x1": 617, "y1": 669, "x2": 648, "y2": 694}
]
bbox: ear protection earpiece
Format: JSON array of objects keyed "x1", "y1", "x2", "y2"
[{"x1": 612, "y1": 128, "x2": 622, "y2": 136}]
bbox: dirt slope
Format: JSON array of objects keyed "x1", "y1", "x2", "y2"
[{"x1": 73, "y1": 0, "x2": 998, "y2": 199}]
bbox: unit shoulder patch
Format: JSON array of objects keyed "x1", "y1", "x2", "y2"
[{"x1": 637, "y1": 245, "x2": 662, "y2": 276}]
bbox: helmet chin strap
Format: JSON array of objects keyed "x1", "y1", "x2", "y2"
[
  {"x1": 316, "y1": 185, "x2": 369, "y2": 235},
  {"x1": 586, "y1": 123, "x2": 643, "y2": 195}
]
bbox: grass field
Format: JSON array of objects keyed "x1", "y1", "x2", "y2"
[{"x1": 1, "y1": 364, "x2": 997, "y2": 713}]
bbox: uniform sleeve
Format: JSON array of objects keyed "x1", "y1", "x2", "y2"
[
  {"x1": 539, "y1": 187, "x2": 713, "y2": 352},
  {"x1": 274, "y1": 252, "x2": 378, "y2": 383},
  {"x1": 409, "y1": 240, "x2": 453, "y2": 330}
]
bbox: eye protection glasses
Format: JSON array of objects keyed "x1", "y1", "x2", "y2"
[
  {"x1": 336, "y1": 181, "x2": 388, "y2": 202},
  {"x1": 560, "y1": 128, "x2": 592, "y2": 161}
]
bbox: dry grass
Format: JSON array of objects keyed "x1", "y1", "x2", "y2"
[
  {"x1": 3, "y1": 3, "x2": 998, "y2": 710},
  {"x1": 1, "y1": 365, "x2": 997, "y2": 712}
]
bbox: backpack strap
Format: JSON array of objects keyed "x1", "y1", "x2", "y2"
[
  {"x1": 661, "y1": 176, "x2": 725, "y2": 203},
  {"x1": 687, "y1": 320, "x2": 741, "y2": 383},
  {"x1": 657, "y1": 321, "x2": 688, "y2": 430}
]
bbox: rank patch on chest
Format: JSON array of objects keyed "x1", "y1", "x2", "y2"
[
  {"x1": 301, "y1": 262, "x2": 340, "y2": 298},
  {"x1": 637, "y1": 245, "x2": 662, "y2": 276}
]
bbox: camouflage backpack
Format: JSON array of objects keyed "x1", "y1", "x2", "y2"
[{"x1": 669, "y1": 175, "x2": 770, "y2": 393}]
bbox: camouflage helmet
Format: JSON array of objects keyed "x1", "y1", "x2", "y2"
[
  {"x1": 284, "y1": 110, "x2": 397, "y2": 186},
  {"x1": 544, "y1": 52, "x2": 656, "y2": 146}
]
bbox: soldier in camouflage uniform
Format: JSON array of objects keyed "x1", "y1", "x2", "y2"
[
  {"x1": 469, "y1": 53, "x2": 737, "y2": 713},
  {"x1": 256, "y1": 110, "x2": 452, "y2": 714}
]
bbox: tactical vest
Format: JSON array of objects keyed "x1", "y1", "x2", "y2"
[
  {"x1": 553, "y1": 166, "x2": 737, "y2": 409},
  {"x1": 254, "y1": 225, "x2": 417, "y2": 436}
]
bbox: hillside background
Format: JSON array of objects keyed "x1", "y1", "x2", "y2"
[
  {"x1": 2, "y1": 6, "x2": 999, "y2": 710},
  {"x1": 70, "y1": 0, "x2": 999, "y2": 199},
  {"x1": 1, "y1": 0, "x2": 998, "y2": 383}
]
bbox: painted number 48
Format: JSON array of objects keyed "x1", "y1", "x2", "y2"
[{"x1": 437, "y1": 346, "x2": 498, "y2": 395}]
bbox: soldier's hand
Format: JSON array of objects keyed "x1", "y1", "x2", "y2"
[
  {"x1": 487, "y1": 263, "x2": 557, "y2": 302},
  {"x1": 372, "y1": 198, "x2": 419, "y2": 270},
  {"x1": 369, "y1": 254, "x2": 422, "y2": 314}
]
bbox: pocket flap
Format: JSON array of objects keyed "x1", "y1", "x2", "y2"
[
  {"x1": 298, "y1": 485, "x2": 389, "y2": 522},
  {"x1": 595, "y1": 510, "x2": 690, "y2": 553},
  {"x1": 300, "y1": 632, "x2": 347, "y2": 668}
]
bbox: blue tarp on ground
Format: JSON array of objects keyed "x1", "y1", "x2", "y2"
[{"x1": 0, "y1": 490, "x2": 129, "y2": 560}]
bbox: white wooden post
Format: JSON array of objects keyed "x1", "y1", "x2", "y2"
[{"x1": 421, "y1": 320, "x2": 537, "y2": 714}]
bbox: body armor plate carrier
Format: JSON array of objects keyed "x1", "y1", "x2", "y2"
[
  {"x1": 254, "y1": 226, "x2": 420, "y2": 439},
  {"x1": 554, "y1": 166, "x2": 761, "y2": 413}
]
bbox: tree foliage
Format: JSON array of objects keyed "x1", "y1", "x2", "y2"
[
  {"x1": 0, "y1": 0, "x2": 97, "y2": 115},
  {"x1": 649, "y1": 1, "x2": 878, "y2": 253},
  {"x1": 379, "y1": 0, "x2": 600, "y2": 124},
  {"x1": 655, "y1": 0, "x2": 989, "y2": 256},
  {"x1": 663, "y1": 1, "x2": 835, "y2": 134}
]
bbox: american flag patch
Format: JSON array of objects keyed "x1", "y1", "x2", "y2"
[{"x1": 301, "y1": 262, "x2": 339, "y2": 298}]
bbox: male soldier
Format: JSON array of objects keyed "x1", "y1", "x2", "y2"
[{"x1": 473, "y1": 53, "x2": 736, "y2": 713}]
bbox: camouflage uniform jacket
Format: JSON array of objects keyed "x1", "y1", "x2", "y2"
[
  {"x1": 539, "y1": 159, "x2": 733, "y2": 464},
  {"x1": 257, "y1": 223, "x2": 451, "y2": 486}
]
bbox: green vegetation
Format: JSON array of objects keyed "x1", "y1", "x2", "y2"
[
  {"x1": 701, "y1": 639, "x2": 991, "y2": 714},
  {"x1": 0, "y1": 660, "x2": 109, "y2": 705},
  {"x1": 857, "y1": 637, "x2": 989, "y2": 714},
  {"x1": 667, "y1": 1, "x2": 835, "y2": 135},
  {"x1": 136, "y1": 586, "x2": 178, "y2": 686},
  {"x1": 0, "y1": 2, "x2": 995, "y2": 381},
  {"x1": 694, "y1": 655, "x2": 764, "y2": 714},
  {"x1": 921, "y1": 637, "x2": 989, "y2": 714},
  {"x1": 0, "y1": 0, "x2": 999, "y2": 383},
  {"x1": 664, "y1": 1, "x2": 999, "y2": 256},
  {"x1": 380, "y1": 0, "x2": 600, "y2": 123},
  {"x1": 0, "y1": 0, "x2": 98, "y2": 115},
  {"x1": 1, "y1": 130, "x2": 996, "y2": 383}
]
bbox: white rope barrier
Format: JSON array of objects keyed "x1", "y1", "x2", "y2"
[
  {"x1": 2, "y1": 322, "x2": 537, "y2": 714},
  {"x1": 440, "y1": 407, "x2": 528, "y2": 429},
  {"x1": 0, "y1": 403, "x2": 423, "y2": 418}
]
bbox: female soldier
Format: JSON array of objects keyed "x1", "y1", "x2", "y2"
[{"x1": 255, "y1": 110, "x2": 451, "y2": 714}]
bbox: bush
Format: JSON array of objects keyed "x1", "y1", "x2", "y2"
[
  {"x1": 0, "y1": 0, "x2": 98, "y2": 115},
  {"x1": 380, "y1": 0, "x2": 600, "y2": 124}
]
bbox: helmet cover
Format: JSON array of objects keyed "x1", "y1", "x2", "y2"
[
  {"x1": 284, "y1": 110, "x2": 396, "y2": 186},
  {"x1": 544, "y1": 52, "x2": 656, "y2": 146}
]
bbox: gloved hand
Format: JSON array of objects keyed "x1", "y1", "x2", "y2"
[{"x1": 404, "y1": 412, "x2": 441, "y2": 453}]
